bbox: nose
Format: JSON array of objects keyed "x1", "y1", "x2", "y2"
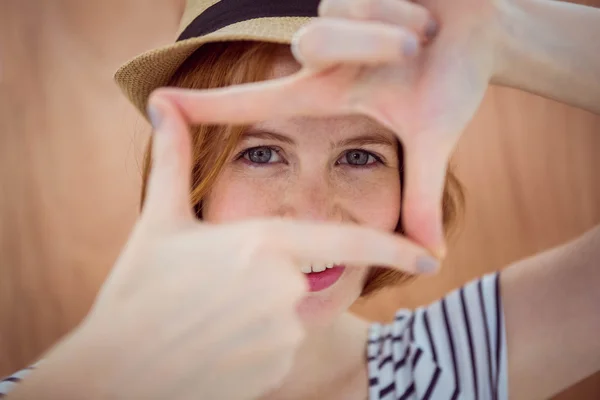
[{"x1": 278, "y1": 176, "x2": 343, "y2": 223}]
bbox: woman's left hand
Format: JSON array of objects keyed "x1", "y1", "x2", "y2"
[{"x1": 156, "y1": 0, "x2": 509, "y2": 256}]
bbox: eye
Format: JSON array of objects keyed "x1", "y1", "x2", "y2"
[
  {"x1": 240, "y1": 146, "x2": 282, "y2": 164},
  {"x1": 338, "y1": 149, "x2": 381, "y2": 166}
]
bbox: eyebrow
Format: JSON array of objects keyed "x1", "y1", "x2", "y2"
[
  {"x1": 337, "y1": 133, "x2": 396, "y2": 148},
  {"x1": 241, "y1": 129, "x2": 295, "y2": 145},
  {"x1": 241, "y1": 129, "x2": 396, "y2": 148}
]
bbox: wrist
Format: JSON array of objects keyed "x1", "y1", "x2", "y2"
[{"x1": 8, "y1": 321, "x2": 114, "y2": 400}]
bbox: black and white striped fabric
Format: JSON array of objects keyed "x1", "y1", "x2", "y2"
[
  {"x1": 367, "y1": 272, "x2": 506, "y2": 400},
  {"x1": 0, "y1": 273, "x2": 506, "y2": 399},
  {"x1": 0, "y1": 365, "x2": 35, "y2": 398}
]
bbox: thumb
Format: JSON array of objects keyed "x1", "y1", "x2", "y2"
[
  {"x1": 402, "y1": 139, "x2": 451, "y2": 258},
  {"x1": 143, "y1": 94, "x2": 194, "y2": 225}
]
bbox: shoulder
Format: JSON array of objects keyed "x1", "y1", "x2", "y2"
[{"x1": 367, "y1": 272, "x2": 507, "y2": 400}]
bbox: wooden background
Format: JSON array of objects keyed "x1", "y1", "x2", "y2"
[{"x1": 1, "y1": 0, "x2": 599, "y2": 397}]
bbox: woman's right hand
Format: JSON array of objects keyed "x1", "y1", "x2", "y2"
[{"x1": 8, "y1": 96, "x2": 436, "y2": 400}]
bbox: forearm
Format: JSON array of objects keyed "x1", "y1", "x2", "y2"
[
  {"x1": 493, "y1": 0, "x2": 600, "y2": 114},
  {"x1": 502, "y1": 225, "x2": 600, "y2": 400}
]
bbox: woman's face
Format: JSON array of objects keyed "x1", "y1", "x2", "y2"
[{"x1": 203, "y1": 51, "x2": 401, "y2": 326}]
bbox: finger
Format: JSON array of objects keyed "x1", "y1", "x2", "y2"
[
  {"x1": 156, "y1": 73, "x2": 340, "y2": 125},
  {"x1": 401, "y1": 139, "x2": 451, "y2": 258},
  {"x1": 235, "y1": 220, "x2": 441, "y2": 274},
  {"x1": 143, "y1": 94, "x2": 194, "y2": 224},
  {"x1": 292, "y1": 18, "x2": 420, "y2": 69},
  {"x1": 260, "y1": 251, "x2": 309, "y2": 303},
  {"x1": 318, "y1": 0, "x2": 438, "y2": 40}
]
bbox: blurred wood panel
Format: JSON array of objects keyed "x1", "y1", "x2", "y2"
[
  {"x1": 0, "y1": 0, "x2": 183, "y2": 374},
  {"x1": 1, "y1": 0, "x2": 599, "y2": 398}
]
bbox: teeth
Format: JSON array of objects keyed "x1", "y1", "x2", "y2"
[
  {"x1": 312, "y1": 263, "x2": 326, "y2": 273},
  {"x1": 301, "y1": 263, "x2": 337, "y2": 274}
]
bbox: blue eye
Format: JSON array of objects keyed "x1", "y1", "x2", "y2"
[
  {"x1": 241, "y1": 146, "x2": 282, "y2": 164},
  {"x1": 339, "y1": 150, "x2": 380, "y2": 166}
]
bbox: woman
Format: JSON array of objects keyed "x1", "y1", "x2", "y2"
[{"x1": 3, "y1": 0, "x2": 600, "y2": 399}]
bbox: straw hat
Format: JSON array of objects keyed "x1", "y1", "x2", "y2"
[{"x1": 115, "y1": 0, "x2": 319, "y2": 118}]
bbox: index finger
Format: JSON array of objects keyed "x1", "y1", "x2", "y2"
[
  {"x1": 154, "y1": 70, "x2": 340, "y2": 125},
  {"x1": 237, "y1": 219, "x2": 441, "y2": 274}
]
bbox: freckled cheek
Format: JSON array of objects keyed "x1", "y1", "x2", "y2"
[
  {"x1": 203, "y1": 169, "x2": 402, "y2": 231},
  {"x1": 203, "y1": 174, "x2": 287, "y2": 223},
  {"x1": 336, "y1": 173, "x2": 401, "y2": 232}
]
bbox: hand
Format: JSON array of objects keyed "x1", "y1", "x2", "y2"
[
  {"x1": 156, "y1": 0, "x2": 506, "y2": 256},
  {"x1": 17, "y1": 97, "x2": 437, "y2": 400}
]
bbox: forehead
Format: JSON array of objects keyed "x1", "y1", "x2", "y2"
[
  {"x1": 267, "y1": 47, "x2": 302, "y2": 79},
  {"x1": 250, "y1": 114, "x2": 394, "y2": 142}
]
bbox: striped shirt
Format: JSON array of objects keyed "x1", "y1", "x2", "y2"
[
  {"x1": 367, "y1": 272, "x2": 506, "y2": 399},
  {"x1": 0, "y1": 273, "x2": 506, "y2": 399}
]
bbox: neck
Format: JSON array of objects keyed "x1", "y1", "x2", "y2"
[{"x1": 262, "y1": 313, "x2": 371, "y2": 400}]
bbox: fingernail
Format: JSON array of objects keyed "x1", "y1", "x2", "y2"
[
  {"x1": 425, "y1": 19, "x2": 439, "y2": 41},
  {"x1": 403, "y1": 36, "x2": 419, "y2": 57},
  {"x1": 416, "y1": 256, "x2": 440, "y2": 274},
  {"x1": 147, "y1": 103, "x2": 163, "y2": 131}
]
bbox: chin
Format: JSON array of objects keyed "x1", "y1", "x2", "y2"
[
  {"x1": 296, "y1": 294, "x2": 341, "y2": 327},
  {"x1": 295, "y1": 273, "x2": 364, "y2": 328}
]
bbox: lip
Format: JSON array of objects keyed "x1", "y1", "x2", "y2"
[{"x1": 305, "y1": 265, "x2": 345, "y2": 292}]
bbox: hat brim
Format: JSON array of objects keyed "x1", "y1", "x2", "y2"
[{"x1": 115, "y1": 16, "x2": 311, "y2": 119}]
